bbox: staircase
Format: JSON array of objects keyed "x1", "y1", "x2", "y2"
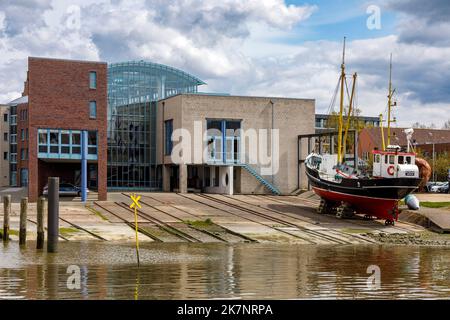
[{"x1": 241, "y1": 164, "x2": 281, "y2": 195}]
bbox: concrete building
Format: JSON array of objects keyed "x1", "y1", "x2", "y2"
[
  {"x1": 0, "y1": 105, "x2": 9, "y2": 186},
  {"x1": 8, "y1": 57, "x2": 107, "y2": 202},
  {"x1": 315, "y1": 113, "x2": 380, "y2": 133},
  {"x1": 157, "y1": 94, "x2": 315, "y2": 194}
]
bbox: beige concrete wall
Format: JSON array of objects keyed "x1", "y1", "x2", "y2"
[
  {"x1": 0, "y1": 106, "x2": 9, "y2": 186},
  {"x1": 157, "y1": 94, "x2": 315, "y2": 194}
]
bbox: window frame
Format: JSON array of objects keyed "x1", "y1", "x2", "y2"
[
  {"x1": 89, "y1": 71, "x2": 97, "y2": 89},
  {"x1": 89, "y1": 101, "x2": 97, "y2": 119}
]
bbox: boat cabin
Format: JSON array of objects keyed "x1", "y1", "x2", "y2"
[{"x1": 372, "y1": 146, "x2": 419, "y2": 179}]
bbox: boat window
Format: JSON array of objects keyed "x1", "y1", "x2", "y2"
[
  {"x1": 384, "y1": 155, "x2": 388, "y2": 164},
  {"x1": 374, "y1": 154, "x2": 380, "y2": 163},
  {"x1": 406, "y1": 156, "x2": 412, "y2": 164},
  {"x1": 389, "y1": 155, "x2": 395, "y2": 164},
  {"x1": 398, "y1": 156, "x2": 404, "y2": 164}
]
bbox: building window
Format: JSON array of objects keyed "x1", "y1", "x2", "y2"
[
  {"x1": 10, "y1": 134, "x2": 17, "y2": 144},
  {"x1": 3, "y1": 133, "x2": 7, "y2": 141},
  {"x1": 89, "y1": 71, "x2": 97, "y2": 89},
  {"x1": 3, "y1": 152, "x2": 7, "y2": 160},
  {"x1": 21, "y1": 129, "x2": 25, "y2": 141},
  {"x1": 61, "y1": 130, "x2": 70, "y2": 154},
  {"x1": 38, "y1": 129, "x2": 48, "y2": 153},
  {"x1": 71, "y1": 131, "x2": 81, "y2": 154},
  {"x1": 89, "y1": 101, "x2": 97, "y2": 119},
  {"x1": 49, "y1": 130, "x2": 59, "y2": 153},
  {"x1": 165, "y1": 119, "x2": 173, "y2": 156},
  {"x1": 88, "y1": 131, "x2": 98, "y2": 155},
  {"x1": 3, "y1": 114, "x2": 7, "y2": 122},
  {"x1": 20, "y1": 148, "x2": 28, "y2": 160}
]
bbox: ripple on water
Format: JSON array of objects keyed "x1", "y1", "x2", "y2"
[{"x1": 0, "y1": 242, "x2": 449, "y2": 299}]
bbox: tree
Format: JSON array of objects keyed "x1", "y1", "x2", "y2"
[{"x1": 443, "y1": 119, "x2": 450, "y2": 130}]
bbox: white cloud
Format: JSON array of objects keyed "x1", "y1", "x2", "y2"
[{"x1": 0, "y1": 0, "x2": 448, "y2": 128}]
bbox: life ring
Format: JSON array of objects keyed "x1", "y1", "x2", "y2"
[{"x1": 387, "y1": 165, "x2": 395, "y2": 176}]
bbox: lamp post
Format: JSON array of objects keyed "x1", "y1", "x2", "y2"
[{"x1": 428, "y1": 132, "x2": 436, "y2": 182}]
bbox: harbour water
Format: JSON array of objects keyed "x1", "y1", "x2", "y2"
[{"x1": 1, "y1": 242, "x2": 449, "y2": 299}]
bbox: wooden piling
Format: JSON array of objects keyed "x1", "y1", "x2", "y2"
[
  {"x1": 2, "y1": 195, "x2": 10, "y2": 242},
  {"x1": 37, "y1": 197, "x2": 45, "y2": 249},
  {"x1": 19, "y1": 197, "x2": 28, "y2": 246},
  {"x1": 47, "y1": 177, "x2": 59, "y2": 253}
]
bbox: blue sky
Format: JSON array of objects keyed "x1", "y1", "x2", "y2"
[{"x1": 0, "y1": 0, "x2": 449, "y2": 128}]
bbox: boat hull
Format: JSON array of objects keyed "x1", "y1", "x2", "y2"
[{"x1": 306, "y1": 166, "x2": 421, "y2": 221}]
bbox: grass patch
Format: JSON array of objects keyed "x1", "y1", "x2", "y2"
[
  {"x1": 420, "y1": 202, "x2": 450, "y2": 208},
  {"x1": 59, "y1": 227, "x2": 79, "y2": 236},
  {"x1": 183, "y1": 218, "x2": 213, "y2": 228},
  {"x1": 341, "y1": 228, "x2": 373, "y2": 234},
  {"x1": 86, "y1": 206, "x2": 109, "y2": 221},
  {"x1": 8, "y1": 229, "x2": 19, "y2": 236}
]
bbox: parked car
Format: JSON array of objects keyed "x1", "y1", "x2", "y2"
[
  {"x1": 436, "y1": 182, "x2": 449, "y2": 193},
  {"x1": 42, "y1": 183, "x2": 89, "y2": 197},
  {"x1": 430, "y1": 182, "x2": 447, "y2": 193}
]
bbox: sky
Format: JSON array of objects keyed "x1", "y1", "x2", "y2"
[{"x1": 0, "y1": 0, "x2": 449, "y2": 128}]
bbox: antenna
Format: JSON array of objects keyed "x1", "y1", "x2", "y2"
[{"x1": 342, "y1": 36, "x2": 346, "y2": 65}]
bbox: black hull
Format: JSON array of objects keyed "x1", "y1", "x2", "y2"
[{"x1": 306, "y1": 166, "x2": 421, "y2": 200}]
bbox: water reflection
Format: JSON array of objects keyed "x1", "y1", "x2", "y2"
[{"x1": 0, "y1": 242, "x2": 449, "y2": 299}]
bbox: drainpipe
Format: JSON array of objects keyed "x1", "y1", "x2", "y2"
[
  {"x1": 270, "y1": 100, "x2": 274, "y2": 185},
  {"x1": 81, "y1": 130, "x2": 88, "y2": 203}
]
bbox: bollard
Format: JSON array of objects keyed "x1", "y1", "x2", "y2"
[
  {"x1": 47, "y1": 177, "x2": 59, "y2": 253},
  {"x1": 3, "y1": 195, "x2": 11, "y2": 242},
  {"x1": 19, "y1": 197, "x2": 28, "y2": 246},
  {"x1": 37, "y1": 196, "x2": 45, "y2": 249}
]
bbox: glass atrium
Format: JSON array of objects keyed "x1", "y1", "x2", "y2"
[{"x1": 107, "y1": 61, "x2": 205, "y2": 189}]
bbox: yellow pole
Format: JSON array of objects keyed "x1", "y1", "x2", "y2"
[
  {"x1": 134, "y1": 204, "x2": 140, "y2": 267},
  {"x1": 337, "y1": 37, "x2": 346, "y2": 164},
  {"x1": 387, "y1": 53, "x2": 393, "y2": 147},
  {"x1": 380, "y1": 114, "x2": 386, "y2": 151},
  {"x1": 130, "y1": 193, "x2": 141, "y2": 267},
  {"x1": 342, "y1": 72, "x2": 357, "y2": 158}
]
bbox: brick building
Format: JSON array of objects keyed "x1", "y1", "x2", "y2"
[
  {"x1": 0, "y1": 105, "x2": 9, "y2": 186},
  {"x1": 10, "y1": 57, "x2": 107, "y2": 202},
  {"x1": 358, "y1": 127, "x2": 450, "y2": 160}
]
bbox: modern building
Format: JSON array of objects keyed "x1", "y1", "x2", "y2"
[
  {"x1": 157, "y1": 94, "x2": 314, "y2": 194},
  {"x1": 107, "y1": 61, "x2": 205, "y2": 190},
  {"x1": 4, "y1": 57, "x2": 316, "y2": 201},
  {"x1": 358, "y1": 127, "x2": 450, "y2": 160},
  {"x1": 315, "y1": 113, "x2": 380, "y2": 133},
  {"x1": 0, "y1": 105, "x2": 9, "y2": 186},
  {"x1": 7, "y1": 57, "x2": 107, "y2": 202}
]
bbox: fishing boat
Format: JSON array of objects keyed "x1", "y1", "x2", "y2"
[{"x1": 305, "y1": 39, "x2": 422, "y2": 225}]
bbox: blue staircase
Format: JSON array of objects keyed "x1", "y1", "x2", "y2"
[{"x1": 241, "y1": 164, "x2": 281, "y2": 195}]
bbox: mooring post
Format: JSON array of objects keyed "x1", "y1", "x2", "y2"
[
  {"x1": 37, "y1": 196, "x2": 45, "y2": 249},
  {"x1": 47, "y1": 177, "x2": 59, "y2": 253},
  {"x1": 2, "y1": 195, "x2": 11, "y2": 242},
  {"x1": 19, "y1": 197, "x2": 28, "y2": 246}
]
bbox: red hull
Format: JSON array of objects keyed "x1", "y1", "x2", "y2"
[{"x1": 313, "y1": 187, "x2": 399, "y2": 221}]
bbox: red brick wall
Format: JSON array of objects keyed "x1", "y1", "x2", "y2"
[
  {"x1": 27, "y1": 57, "x2": 107, "y2": 202},
  {"x1": 358, "y1": 129, "x2": 376, "y2": 159}
]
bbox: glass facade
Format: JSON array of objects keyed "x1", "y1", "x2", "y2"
[{"x1": 107, "y1": 61, "x2": 205, "y2": 189}]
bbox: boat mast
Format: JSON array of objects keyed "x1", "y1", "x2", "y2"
[
  {"x1": 387, "y1": 53, "x2": 395, "y2": 146},
  {"x1": 337, "y1": 37, "x2": 346, "y2": 164},
  {"x1": 342, "y1": 72, "x2": 357, "y2": 158},
  {"x1": 379, "y1": 113, "x2": 386, "y2": 151}
]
